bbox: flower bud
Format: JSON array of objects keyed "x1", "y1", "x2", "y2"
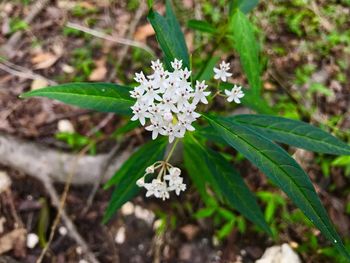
[
  {"x1": 169, "y1": 167, "x2": 181, "y2": 176},
  {"x1": 145, "y1": 165, "x2": 155, "y2": 174},
  {"x1": 136, "y1": 177, "x2": 145, "y2": 187},
  {"x1": 163, "y1": 112, "x2": 173, "y2": 122}
]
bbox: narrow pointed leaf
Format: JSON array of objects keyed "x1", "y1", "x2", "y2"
[
  {"x1": 185, "y1": 135, "x2": 271, "y2": 234},
  {"x1": 21, "y1": 82, "x2": 134, "y2": 115},
  {"x1": 165, "y1": 0, "x2": 189, "y2": 59},
  {"x1": 231, "y1": 114, "x2": 350, "y2": 155},
  {"x1": 188, "y1": 19, "x2": 216, "y2": 34},
  {"x1": 103, "y1": 138, "x2": 167, "y2": 223},
  {"x1": 230, "y1": 10, "x2": 261, "y2": 97},
  {"x1": 183, "y1": 136, "x2": 217, "y2": 204},
  {"x1": 148, "y1": 2, "x2": 189, "y2": 69},
  {"x1": 203, "y1": 114, "x2": 350, "y2": 258}
]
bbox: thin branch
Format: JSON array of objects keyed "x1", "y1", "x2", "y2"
[
  {"x1": 0, "y1": 60, "x2": 56, "y2": 85},
  {"x1": 37, "y1": 143, "x2": 100, "y2": 263},
  {"x1": 65, "y1": 22, "x2": 155, "y2": 57},
  {"x1": 40, "y1": 176, "x2": 100, "y2": 263}
]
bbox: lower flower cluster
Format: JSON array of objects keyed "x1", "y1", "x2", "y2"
[{"x1": 136, "y1": 161, "x2": 186, "y2": 200}]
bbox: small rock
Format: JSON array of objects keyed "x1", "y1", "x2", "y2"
[
  {"x1": 30, "y1": 78, "x2": 48, "y2": 91},
  {"x1": 121, "y1": 202, "x2": 134, "y2": 216},
  {"x1": 57, "y1": 119, "x2": 75, "y2": 133},
  {"x1": 115, "y1": 226, "x2": 126, "y2": 244},
  {"x1": 255, "y1": 243, "x2": 301, "y2": 263},
  {"x1": 62, "y1": 64, "x2": 75, "y2": 74},
  {"x1": 58, "y1": 226, "x2": 67, "y2": 236},
  {"x1": 0, "y1": 171, "x2": 11, "y2": 194},
  {"x1": 26, "y1": 233, "x2": 39, "y2": 249}
]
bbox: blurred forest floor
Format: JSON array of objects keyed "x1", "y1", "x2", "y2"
[{"x1": 0, "y1": 0, "x2": 350, "y2": 262}]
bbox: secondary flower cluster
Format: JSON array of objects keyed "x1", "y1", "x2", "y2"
[
  {"x1": 213, "y1": 61, "x2": 245, "y2": 104},
  {"x1": 136, "y1": 162, "x2": 186, "y2": 200},
  {"x1": 130, "y1": 59, "x2": 210, "y2": 143}
]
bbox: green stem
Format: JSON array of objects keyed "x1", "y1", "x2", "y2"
[{"x1": 165, "y1": 138, "x2": 180, "y2": 163}]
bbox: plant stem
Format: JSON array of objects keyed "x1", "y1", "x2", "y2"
[{"x1": 165, "y1": 138, "x2": 180, "y2": 163}]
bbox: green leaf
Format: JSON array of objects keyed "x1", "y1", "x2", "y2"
[
  {"x1": 203, "y1": 114, "x2": 350, "y2": 258},
  {"x1": 184, "y1": 134, "x2": 271, "y2": 234},
  {"x1": 230, "y1": 0, "x2": 260, "y2": 14},
  {"x1": 230, "y1": 10, "x2": 261, "y2": 97},
  {"x1": 148, "y1": 1, "x2": 189, "y2": 69},
  {"x1": 21, "y1": 82, "x2": 134, "y2": 115},
  {"x1": 217, "y1": 219, "x2": 235, "y2": 239},
  {"x1": 194, "y1": 207, "x2": 217, "y2": 219},
  {"x1": 103, "y1": 138, "x2": 167, "y2": 223},
  {"x1": 187, "y1": 19, "x2": 216, "y2": 34},
  {"x1": 165, "y1": 0, "x2": 189, "y2": 59},
  {"x1": 231, "y1": 114, "x2": 350, "y2": 155},
  {"x1": 183, "y1": 135, "x2": 220, "y2": 204}
]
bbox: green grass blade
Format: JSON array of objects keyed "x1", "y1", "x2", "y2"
[{"x1": 230, "y1": 10, "x2": 261, "y2": 98}]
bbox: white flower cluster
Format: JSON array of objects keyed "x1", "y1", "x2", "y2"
[
  {"x1": 130, "y1": 59, "x2": 210, "y2": 143},
  {"x1": 137, "y1": 163, "x2": 186, "y2": 200},
  {"x1": 213, "y1": 61, "x2": 245, "y2": 104}
]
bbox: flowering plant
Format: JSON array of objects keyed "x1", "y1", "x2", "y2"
[{"x1": 21, "y1": 0, "x2": 350, "y2": 258}]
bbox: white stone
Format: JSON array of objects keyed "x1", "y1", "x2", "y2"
[
  {"x1": 57, "y1": 119, "x2": 75, "y2": 133},
  {"x1": 26, "y1": 233, "x2": 39, "y2": 249},
  {"x1": 255, "y1": 243, "x2": 301, "y2": 263},
  {"x1": 121, "y1": 202, "x2": 135, "y2": 216},
  {"x1": 114, "y1": 226, "x2": 126, "y2": 244},
  {"x1": 0, "y1": 171, "x2": 11, "y2": 194},
  {"x1": 58, "y1": 226, "x2": 68, "y2": 236}
]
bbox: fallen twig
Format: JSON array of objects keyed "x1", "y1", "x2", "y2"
[
  {"x1": 65, "y1": 22, "x2": 155, "y2": 57},
  {"x1": 0, "y1": 59, "x2": 56, "y2": 86},
  {"x1": 0, "y1": 132, "x2": 132, "y2": 185},
  {"x1": 39, "y1": 176, "x2": 100, "y2": 263},
  {"x1": 36, "y1": 144, "x2": 99, "y2": 263}
]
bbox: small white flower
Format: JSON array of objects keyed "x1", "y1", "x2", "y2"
[
  {"x1": 144, "y1": 179, "x2": 170, "y2": 200},
  {"x1": 151, "y1": 59, "x2": 164, "y2": 71},
  {"x1": 225, "y1": 85, "x2": 245, "y2": 104},
  {"x1": 131, "y1": 103, "x2": 151, "y2": 126},
  {"x1": 169, "y1": 177, "x2": 186, "y2": 196},
  {"x1": 169, "y1": 167, "x2": 181, "y2": 176},
  {"x1": 193, "y1": 80, "x2": 211, "y2": 104},
  {"x1": 171, "y1": 58, "x2": 183, "y2": 70},
  {"x1": 136, "y1": 177, "x2": 145, "y2": 187},
  {"x1": 134, "y1": 71, "x2": 146, "y2": 83},
  {"x1": 145, "y1": 120, "x2": 162, "y2": 140},
  {"x1": 163, "y1": 111, "x2": 173, "y2": 122},
  {"x1": 213, "y1": 61, "x2": 232, "y2": 82},
  {"x1": 146, "y1": 165, "x2": 155, "y2": 174}
]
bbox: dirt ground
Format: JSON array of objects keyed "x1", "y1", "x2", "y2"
[{"x1": 1, "y1": 0, "x2": 350, "y2": 262}]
